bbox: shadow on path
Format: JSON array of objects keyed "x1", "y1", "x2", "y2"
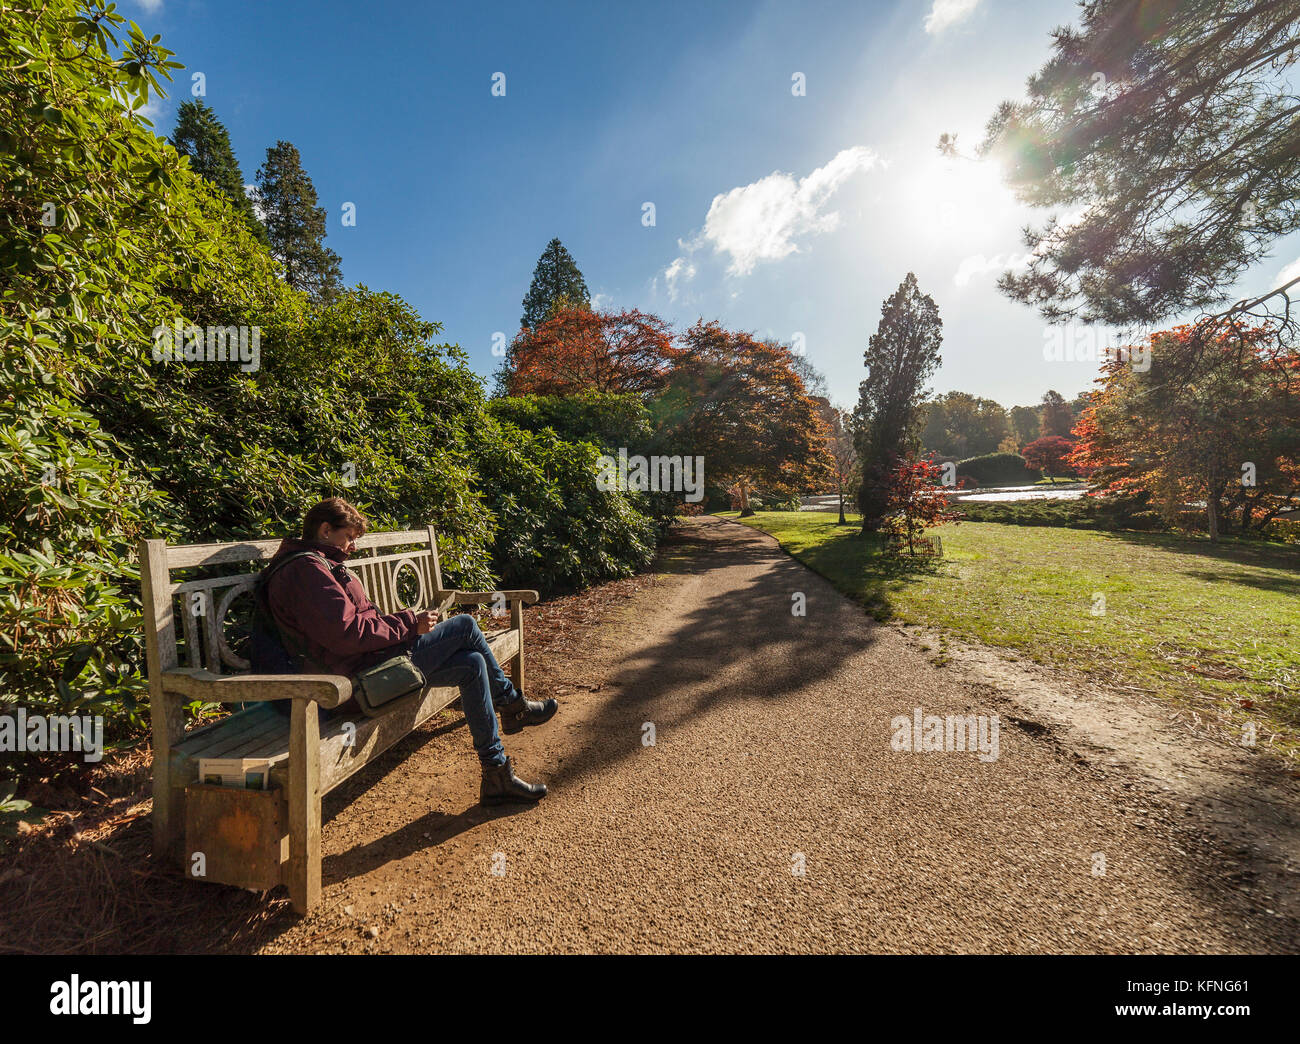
[{"x1": 544, "y1": 516, "x2": 881, "y2": 791}]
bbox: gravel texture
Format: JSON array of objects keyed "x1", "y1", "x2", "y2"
[{"x1": 264, "y1": 516, "x2": 1299, "y2": 954}]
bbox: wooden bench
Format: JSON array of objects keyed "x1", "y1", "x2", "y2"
[{"x1": 139, "y1": 524, "x2": 538, "y2": 913}]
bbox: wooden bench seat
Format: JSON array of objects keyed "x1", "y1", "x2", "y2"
[
  {"x1": 169, "y1": 629, "x2": 517, "y2": 796},
  {"x1": 140, "y1": 524, "x2": 537, "y2": 913}
]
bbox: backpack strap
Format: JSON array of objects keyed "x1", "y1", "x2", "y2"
[{"x1": 258, "y1": 550, "x2": 327, "y2": 590}]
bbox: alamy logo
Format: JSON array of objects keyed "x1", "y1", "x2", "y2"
[
  {"x1": 152, "y1": 320, "x2": 261, "y2": 373},
  {"x1": 595, "y1": 447, "x2": 704, "y2": 503},
  {"x1": 49, "y1": 976, "x2": 151, "y2": 1023},
  {"x1": 891, "y1": 706, "x2": 1000, "y2": 762},
  {"x1": 0, "y1": 709, "x2": 103, "y2": 762},
  {"x1": 1042, "y1": 326, "x2": 1151, "y2": 372}
]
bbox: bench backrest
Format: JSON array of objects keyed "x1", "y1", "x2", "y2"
[{"x1": 139, "y1": 526, "x2": 445, "y2": 682}]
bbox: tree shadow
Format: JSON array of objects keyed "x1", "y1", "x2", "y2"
[
  {"x1": 541, "y1": 516, "x2": 884, "y2": 791},
  {"x1": 314, "y1": 716, "x2": 541, "y2": 884},
  {"x1": 1094, "y1": 529, "x2": 1300, "y2": 571},
  {"x1": 1177, "y1": 568, "x2": 1300, "y2": 596},
  {"x1": 1088, "y1": 529, "x2": 1300, "y2": 597},
  {"x1": 1161, "y1": 750, "x2": 1300, "y2": 953},
  {"x1": 743, "y1": 517, "x2": 948, "y2": 621}
]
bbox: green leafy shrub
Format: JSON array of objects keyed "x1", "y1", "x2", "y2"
[
  {"x1": 957, "y1": 495, "x2": 1297, "y2": 542},
  {"x1": 956, "y1": 452, "x2": 1041, "y2": 487},
  {"x1": 474, "y1": 422, "x2": 657, "y2": 592},
  {"x1": 1, "y1": 0, "x2": 194, "y2": 752},
  {"x1": 487, "y1": 391, "x2": 651, "y2": 452},
  {"x1": 1, "y1": 3, "x2": 666, "y2": 788},
  {"x1": 955, "y1": 495, "x2": 1166, "y2": 531}
]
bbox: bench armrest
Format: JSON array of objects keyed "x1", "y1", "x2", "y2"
[
  {"x1": 437, "y1": 589, "x2": 540, "y2": 607},
  {"x1": 161, "y1": 667, "x2": 351, "y2": 708}
]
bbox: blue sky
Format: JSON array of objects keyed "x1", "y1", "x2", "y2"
[{"x1": 131, "y1": 0, "x2": 1300, "y2": 411}]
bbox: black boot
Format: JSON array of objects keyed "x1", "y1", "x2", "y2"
[
  {"x1": 480, "y1": 756, "x2": 547, "y2": 805},
  {"x1": 499, "y1": 694, "x2": 558, "y2": 734}
]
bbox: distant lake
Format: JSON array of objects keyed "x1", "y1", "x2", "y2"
[
  {"x1": 951, "y1": 483, "x2": 1086, "y2": 502},
  {"x1": 800, "y1": 483, "x2": 1088, "y2": 511}
]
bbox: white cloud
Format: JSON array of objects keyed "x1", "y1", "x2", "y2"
[
  {"x1": 247, "y1": 185, "x2": 267, "y2": 223},
  {"x1": 137, "y1": 97, "x2": 163, "y2": 124},
  {"x1": 662, "y1": 256, "x2": 696, "y2": 301},
  {"x1": 954, "y1": 252, "x2": 1032, "y2": 287},
  {"x1": 662, "y1": 146, "x2": 877, "y2": 289},
  {"x1": 137, "y1": 0, "x2": 165, "y2": 12},
  {"x1": 925, "y1": 0, "x2": 980, "y2": 34},
  {"x1": 1277, "y1": 256, "x2": 1300, "y2": 290}
]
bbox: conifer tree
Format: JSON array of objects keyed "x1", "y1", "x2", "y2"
[
  {"x1": 854, "y1": 273, "x2": 943, "y2": 532},
  {"x1": 171, "y1": 99, "x2": 262, "y2": 236},
  {"x1": 254, "y1": 140, "x2": 342, "y2": 302},
  {"x1": 520, "y1": 238, "x2": 590, "y2": 330}
]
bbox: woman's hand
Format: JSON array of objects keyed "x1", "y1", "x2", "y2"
[{"x1": 416, "y1": 610, "x2": 441, "y2": 634}]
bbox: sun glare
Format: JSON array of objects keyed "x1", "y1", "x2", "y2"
[{"x1": 906, "y1": 154, "x2": 1015, "y2": 249}]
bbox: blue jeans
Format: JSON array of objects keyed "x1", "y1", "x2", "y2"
[{"x1": 409, "y1": 613, "x2": 518, "y2": 767}]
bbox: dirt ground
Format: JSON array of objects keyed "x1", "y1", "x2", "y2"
[{"x1": 3, "y1": 515, "x2": 1298, "y2": 953}]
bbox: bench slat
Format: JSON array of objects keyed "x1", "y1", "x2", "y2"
[
  {"x1": 483, "y1": 627, "x2": 519, "y2": 664},
  {"x1": 175, "y1": 705, "x2": 282, "y2": 758},
  {"x1": 200, "y1": 717, "x2": 284, "y2": 760},
  {"x1": 240, "y1": 730, "x2": 297, "y2": 760},
  {"x1": 281, "y1": 684, "x2": 462, "y2": 795},
  {"x1": 164, "y1": 528, "x2": 432, "y2": 570},
  {"x1": 166, "y1": 539, "x2": 283, "y2": 570}
]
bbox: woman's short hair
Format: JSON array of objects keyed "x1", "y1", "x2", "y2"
[{"x1": 301, "y1": 497, "x2": 369, "y2": 541}]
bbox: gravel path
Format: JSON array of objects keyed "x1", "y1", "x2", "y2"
[{"x1": 264, "y1": 516, "x2": 1298, "y2": 954}]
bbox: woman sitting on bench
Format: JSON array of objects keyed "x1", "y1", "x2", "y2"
[{"x1": 263, "y1": 497, "x2": 556, "y2": 805}]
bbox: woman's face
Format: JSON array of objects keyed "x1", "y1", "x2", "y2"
[{"x1": 317, "y1": 523, "x2": 361, "y2": 554}]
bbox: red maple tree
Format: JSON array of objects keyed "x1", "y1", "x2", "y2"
[
  {"x1": 506, "y1": 306, "x2": 680, "y2": 397},
  {"x1": 1069, "y1": 322, "x2": 1300, "y2": 539},
  {"x1": 661, "y1": 321, "x2": 833, "y2": 514},
  {"x1": 882, "y1": 458, "x2": 961, "y2": 555},
  {"x1": 1022, "y1": 435, "x2": 1076, "y2": 483}
]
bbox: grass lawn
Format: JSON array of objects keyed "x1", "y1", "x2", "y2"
[{"x1": 721, "y1": 511, "x2": 1300, "y2": 760}]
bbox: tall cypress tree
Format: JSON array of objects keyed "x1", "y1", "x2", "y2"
[
  {"x1": 853, "y1": 272, "x2": 943, "y2": 532},
  {"x1": 254, "y1": 140, "x2": 342, "y2": 302},
  {"x1": 171, "y1": 100, "x2": 262, "y2": 236},
  {"x1": 520, "y1": 238, "x2": 590, "y2": 329}
]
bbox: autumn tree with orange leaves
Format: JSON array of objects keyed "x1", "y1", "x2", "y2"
[
  {"x1": 657, "y1": 321, "x2": 833, "y2": 516},
  {"x1": 504, "y1": 306, "x2": 680, "y2": 398},
  {"x1": 1070, "y1": 323, "x2": 1300, "y2": 541}
]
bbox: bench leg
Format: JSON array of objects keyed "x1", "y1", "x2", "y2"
[
  {"x1": 151, "y1": 691, "x2": 188, "y2": 866},
  {"x1": 510, "y1": 599, "x2": 525, "y2": 693},
  {"x1": 288, "y1": 699, "x2": 321, "y2": 914}
]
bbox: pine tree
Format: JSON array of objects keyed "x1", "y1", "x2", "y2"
[
  {"x1": 254, "y1": 140, "x2": 342, "y2": 302},
  {"x1": 520, "y1": 238, "x2": 590, "y2": 330},
  {"x1": 979, "y1": 0, "x2": 1300, "y2": 333},
  {"x1": 171, "y1": 100, "x2": 262, "y2": 236}
]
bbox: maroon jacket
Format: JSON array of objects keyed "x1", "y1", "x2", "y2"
[{"x1": 264, "y1": 538, "x2": 419, "y2": 676}]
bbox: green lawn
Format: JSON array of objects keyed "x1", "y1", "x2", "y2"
[{"x1": 722, "y1": 511, "x2": 1300, "y2": 760}]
